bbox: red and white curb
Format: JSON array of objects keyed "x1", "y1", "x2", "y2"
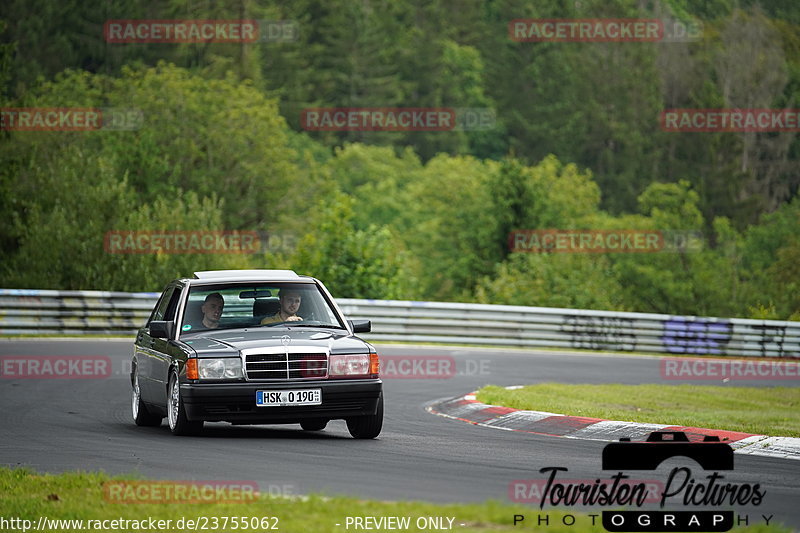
[{"x1": 426, "y1": 387, "x2": 800, "y2": 461}]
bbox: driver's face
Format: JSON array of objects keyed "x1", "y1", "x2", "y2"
[
  {"x1": 280, "y1": 294, "x2": 301, "y2": 315},
  {"x1": 201, "y1": 297, "x2": 224, "y2": 325}
]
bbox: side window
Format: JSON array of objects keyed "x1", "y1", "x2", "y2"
[
  {"x1": 148, "y1": 287, "x2": 174, "y2": 324},
  {"x1": 164, "y1": 287, "x2": 183, "y2": 322}
]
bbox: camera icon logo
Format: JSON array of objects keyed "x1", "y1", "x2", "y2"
[{"x1": 602, "y1": 431, "x2": 734, "y2": 471}]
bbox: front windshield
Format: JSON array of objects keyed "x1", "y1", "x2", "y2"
[{"x1": 180, "y1": 282, "x2": 344, "y2": 334}]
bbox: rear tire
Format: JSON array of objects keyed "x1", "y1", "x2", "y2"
[
  {"x1": 132, "y1": 369, "x2": 162, "y2": 427},
  {"x1": 300, "y1": 419, "x2": 328, "y2": 431},
  {"x1": 346, "y1": 393, "x2": 383, "y2": 439},
  {"x1": 167, "y1": 372, "x2": 203, "y2": 436}
]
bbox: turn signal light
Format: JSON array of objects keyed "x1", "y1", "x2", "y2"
[
  {"x1": 186, "y1": 359, "x2": 198, "y2": 380},
  {"x1": 369, "y1": 352, "x2": 380, "y2": 377}
]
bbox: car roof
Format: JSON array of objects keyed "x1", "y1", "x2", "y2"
[{"x1": 186, "y1": 270, "x2": 313, "y2": 284}]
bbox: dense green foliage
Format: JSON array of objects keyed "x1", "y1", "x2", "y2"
[{"x1": 0, "y1": 1, "x2": 798, "y2": 319}]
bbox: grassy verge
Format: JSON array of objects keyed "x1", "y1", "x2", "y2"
[
  {"x1": 1, "y1": 468, "x2": 790, "y2": 533},
  {"x1": 476, "y1": 384, "x2": 800, "y2": 437}
]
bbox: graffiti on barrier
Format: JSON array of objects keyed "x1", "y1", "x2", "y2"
[
  {"x1": 749, "y1": 324, "x2": 797, "y2": 357},
  {"x1": 662, "y1": 317, "x2": 732, "y2": 355},
  {"x1": 560, "y1": 316, "x2": 637, "y2": 351}
]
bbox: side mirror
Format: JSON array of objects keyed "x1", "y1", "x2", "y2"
[
  {"x1": 149, "y1": 320, "x2": 174, "y2": 339},
  {"x1": 348, "y1": 320, "x2": 371, "y2": 333}
]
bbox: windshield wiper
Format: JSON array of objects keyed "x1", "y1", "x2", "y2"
[
  {"x1": 258, "y1": 322, "x2": 345, "y2": 330},
  {"x1": 289, "y1": 324, "x2": 346, "y2": 330}
]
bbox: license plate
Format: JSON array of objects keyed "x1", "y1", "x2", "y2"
[{"x1": 256, "y1": 389, "x2": 321, "y2": 407}]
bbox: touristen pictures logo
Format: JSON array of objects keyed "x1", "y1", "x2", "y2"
[{"x1": 513, "y1": 431, "x2": 769, "y2": 532}]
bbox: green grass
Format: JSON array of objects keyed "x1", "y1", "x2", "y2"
[
  {"x1": 476, "y1": 384, "x2": 800, "y2": 437},
  {"x1": 0, "y1": 467, "x2": 591, "y2": 533},
  {"x1": 0, "y1": 467, "x2": 790, "y2": 532}
]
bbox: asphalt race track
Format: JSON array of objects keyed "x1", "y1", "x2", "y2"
[{"x1": 1, "y1": 339, "x2": 799, "y2": 529}]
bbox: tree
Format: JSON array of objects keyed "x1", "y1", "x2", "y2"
[
  {"x1": 0, "y1": 63, "x2": 312, "y2": 290},
  {"x1": 291, "y1": 193, "x2": 413, "y2": 299},
  {"x1": 476, "y1": 253, "x2": 627, "y2": 311},
  {"x1": 740, "y1": 193, "x2": 800, "y2": 319},
  {"x1": 401, "y1": 154, "x2": 500, "y2": 300},
  {"x1": 324, "y1": 143, "x2": 422, "y2": 230}
]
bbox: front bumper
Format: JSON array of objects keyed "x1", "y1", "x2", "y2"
[{"x1": 180, "y1": 379, "x2": 382, "y2": 423}]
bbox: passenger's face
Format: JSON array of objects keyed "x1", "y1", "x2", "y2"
[
  {"x1": 201, "y1": 297, "x2": 224, "y2": 326},
  {"x1": 281, "y1": 293, "x2": 301, "y2": 315}
]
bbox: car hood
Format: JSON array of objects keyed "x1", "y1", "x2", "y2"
[{"x1": 180, "y1": 328, "x2": 370, "y2": 357}]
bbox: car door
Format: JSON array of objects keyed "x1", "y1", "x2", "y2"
[
  {"x1": 149, "y1": 285, "x2": 185, "y2": 407},
  {"x1": 135, "y1": 285, "x2": 174, "y2": 403}
]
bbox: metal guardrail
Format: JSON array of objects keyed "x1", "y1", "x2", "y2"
[
  {"x1": 0, "y1": 289, "x2": 159, "y2": 335},
  {"x1": 1, "y1": 288, "x2": 798, "y2": 357}
]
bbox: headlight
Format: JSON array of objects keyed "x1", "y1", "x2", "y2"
[
  {"x1": 329, "y1": 353, "x2": 379, "y2": 378},
  {"x1": 197, "y1": 358, "x2": 243, "y2": 379}
]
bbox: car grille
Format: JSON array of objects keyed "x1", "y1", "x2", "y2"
[{"x1": 244, "y1": 351, "x2": 328, "y2": 380}]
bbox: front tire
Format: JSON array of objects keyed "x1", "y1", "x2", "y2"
[
  {"x1": 167, "y1": 372, "x2": 203, "y2": 436},
  {"x1": 132, "y1": 369, "x2": 162, "y2": 427},
  {"x1": 346, "y1": 393, "x2": 383, "y2": 439}
]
